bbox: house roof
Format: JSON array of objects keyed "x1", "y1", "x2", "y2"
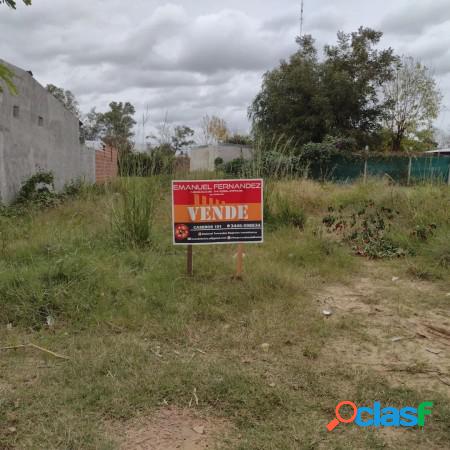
[{"x1": 425, "y1": 148, "x2": 450, "y2": 155}]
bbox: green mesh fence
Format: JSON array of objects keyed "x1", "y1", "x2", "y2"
[
  {"x1": 410, "y1": 157, "x2": 450, "y2": 183},
  {"x1": 310, "y1": 155, "x2": 450, "y2": 184}
]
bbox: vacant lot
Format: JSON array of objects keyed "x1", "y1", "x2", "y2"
[{"x1": 1, "y1": 178, "x2": 449, "y2": 449}]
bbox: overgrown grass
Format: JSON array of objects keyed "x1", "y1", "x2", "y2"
[
  {"x1": 0, "y1": 178, "x2": 449, "y2": 449},
  {"x1": 110, "y1": 177, "x2": 164, "y2": 247}
]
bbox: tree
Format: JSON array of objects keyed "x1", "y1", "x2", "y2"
[
  {"x1": 249, "y1": 29, "x2": 397, "y2": 148},
  {"x1": 0, "y1": 0, "x2": 31, "y2": 93},
  {"x1": 148, "y1": 113, "x2": 172, "y2": 148},
  {"x1": 81, "y1": 108, "x2": 103, "y2": 141},
  {"x1": 98, "y1": 102, "x2": 136, "y2": 154},
  {"x1": 382, "y1": 57, "x2": 442, "y2": 151},
  {"x1": 321, "y1": 27, "x2": 396, "y2": 143},
  {"x1": 201, "y1": 115, "x2": 229, "y2": 144},
  {"x1": 171, "y1": 126, "x2": 195, "y2": 154},
  {"x1": 46, "y1": 84, "x2": 81, "y2": 117},
  {"x1": 147, "y1": 116, "x2": 195, "y2": 155},
  {"x1": 249, "y1": 35, "x2": 327, "y2": 147},
  {"x1": 0, "y1": 0, "x2": 31, "y2": 9}
]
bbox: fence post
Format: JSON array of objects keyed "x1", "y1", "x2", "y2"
[
  {"x1": 407, "y1": 156, "x2": 412, "y2": 186},
  {"x1": 363, "y1": 146, "x2": 369, "y2": 184},
  {"x1": 448, "y1": 164, "x2": 450, "y2": 186}
]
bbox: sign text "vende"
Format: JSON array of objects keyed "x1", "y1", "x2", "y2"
[{"x1": 187, "y1": 205, "x2": 249, "y2": 221}]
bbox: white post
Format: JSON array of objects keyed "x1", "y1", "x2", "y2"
[{"x1": 364, "y1": 145, "x2": 369, "y2": 184}]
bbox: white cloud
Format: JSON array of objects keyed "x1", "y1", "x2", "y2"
[
  {"x1": 1, "y1": 0, "x2": 449, "y2": 133},
  {"x1": 380, "y1": 0, "x2": 450, "y2": 35}
]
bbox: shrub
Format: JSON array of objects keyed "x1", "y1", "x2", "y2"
[
  {"x1": 323, "y1": 202, "x2": 408, "y2": 258},
  {"x1": 214, "y1": 157, "x2": 224, "y2": 171},
  {"x1": 3, "y1": 172, "x2": 86, "y2": 215},
  {"x1": 15, "y1": 170, "x2": 59, "y2": 207},
  {"x1": 63, "y1": 179, "x2": 84, "y2": 197},
  {"x1": 223, "y1": 157, "x2": 249, "y2": 176}
]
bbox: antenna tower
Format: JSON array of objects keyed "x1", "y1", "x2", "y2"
[{"x1": 300, "y1": 0, "x2": 304, "y2": 37}]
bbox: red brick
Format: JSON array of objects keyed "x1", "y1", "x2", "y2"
[{"x1": 95, "y1": 144, "x2": 118, "y2": 183}]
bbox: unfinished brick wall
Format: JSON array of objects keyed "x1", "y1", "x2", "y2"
[{"x1": 95, "y1": 144, "x2": 118, "y2": 183}]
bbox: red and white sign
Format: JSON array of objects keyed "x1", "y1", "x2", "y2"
[{"x1": 172, "y1": 179, "x2": 264, "y2": 245}]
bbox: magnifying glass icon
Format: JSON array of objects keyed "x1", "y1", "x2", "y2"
[{"x1": 326, "y1": 401, "x2": 358, "y2": 431}]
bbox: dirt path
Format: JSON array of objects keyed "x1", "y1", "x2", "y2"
[
  {"x1": 317, "y1": 263, "x2": 450, "y2": 395},
  {"x1": 113, "y1": 407, "x2": 230, "y2": 450}
]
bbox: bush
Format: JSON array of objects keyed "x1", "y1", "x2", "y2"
[
  {"x1": 15, "y1": 170, "x2": 59, "y2": 207},
  {"x1": 298, "y1": 136, "x2": 357, "y2": 180},
  {"x1": 2, "y1": 172, "x2": 87, "y2": 215},
  {"x1": 63, "y1": 179, "x2": 84, "y2": 197},
  {"x1": 323, "y1": 202, "x2": 408, "y2": 258},
  {"x1": 214, "y1": 157, "x2": 224, "y2": 171},
  {"x1": 223, "y1": 157, "x2": 250, "y2": 176}
]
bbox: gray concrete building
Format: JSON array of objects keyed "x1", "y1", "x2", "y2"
[
  {"x1": 0, "y1": 60, "x2": 95, "y2": 204},
  {"x1": 189, "y1": 144, "x2": 253, "y2": 172}
]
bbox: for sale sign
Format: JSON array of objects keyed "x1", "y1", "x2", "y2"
[{"x1": 172, "y1": 179, "x2": 263, "y2": 245}]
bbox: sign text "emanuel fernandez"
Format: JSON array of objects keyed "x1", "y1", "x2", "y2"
[{"x1": 173, "y1": 182, "x2": 261, "y2": 191}]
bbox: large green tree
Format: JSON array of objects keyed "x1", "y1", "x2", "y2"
[
  {"x1": 249, "y1": 35, "x2": 327, "y2": 146},
  {"x1": 321, "y1": 28, "x2": 397, "y2": 142},
  {"x1": 46, "y1": 84, "x2": 81, "y2": 117},
  {"x1": 97, "y1": 102, "x2": 137, "y2": 154},
  {"x1": 171, "y1": 125, "x2": 195, "y2": 154},
  {"x1": 81, "y1": 108, "x2": 102, "y2": 141},
  {"x1": 249, "y1": 28, "x2": 397, "y2": 148},
  {"x1": 382, "y1": 57, "x2": 441, "y2": 151}
]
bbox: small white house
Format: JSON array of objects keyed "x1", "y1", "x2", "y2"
[
  {"x1": 189, "y1": 144, "x2": 253, "y2": 172},
  {"x1": 424, "y1": 148, "x2": 450, "y2": 156}
]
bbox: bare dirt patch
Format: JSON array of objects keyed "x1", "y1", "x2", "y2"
[
  {"x1": 114, "y1": 407, "x2": 230, "y2": 450},
  {"x1": 317, "y1": 264, "x2": 450, "y2": 395}
]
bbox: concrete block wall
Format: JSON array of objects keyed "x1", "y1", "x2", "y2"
[
  {"x1": 0, "y1": 60, "x2": 96, "y2": 204},
  {"x1": 189, "y1": 144, "x2": 253, "y2": 172}
]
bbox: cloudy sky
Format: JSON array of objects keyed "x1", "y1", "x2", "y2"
[{"x1": 1, "y1": 0, "x2": 450, "y2": 144}]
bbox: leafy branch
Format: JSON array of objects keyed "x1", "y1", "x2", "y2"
[
  {"x1": 0, "y1": 0, "x2": 32, "y2": 9},
  {"x1": 0, "y1": 0, "x2": 32, "y2": 92}
]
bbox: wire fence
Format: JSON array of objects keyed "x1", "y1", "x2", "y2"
[{"x1": 308, "y1": 155, "x2": 450, "y2": 185}]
